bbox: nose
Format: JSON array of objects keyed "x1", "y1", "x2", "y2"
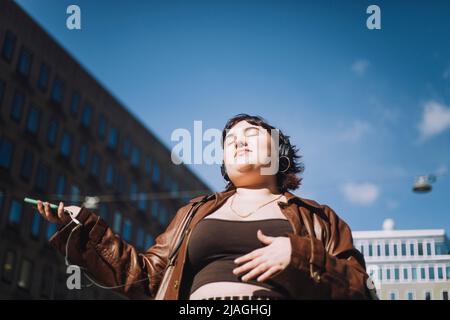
[{"x1": 236, "y1": 140, "x2": 246, "y2": 148}]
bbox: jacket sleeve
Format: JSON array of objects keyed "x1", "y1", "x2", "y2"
[
  {"x1": 286, "y1": 205, "x2": 373, "y2": 299},
  {"x1": 48, "y1": 205, "x2": 188, "y2": 299}
]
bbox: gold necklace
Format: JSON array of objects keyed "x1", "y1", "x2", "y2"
[{"x1": 230, "y1": 193, "x2": 284, "y2": 218}]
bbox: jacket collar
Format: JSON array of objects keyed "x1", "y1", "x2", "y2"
[{"x1": 189, "y1": 188, "x2": 322, "y2": 209}]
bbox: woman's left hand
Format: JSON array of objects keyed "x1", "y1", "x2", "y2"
[{"x1": 233, "y1": 229, "x2": 292, "y2": 282}]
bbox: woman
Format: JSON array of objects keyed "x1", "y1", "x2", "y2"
[{"x1": 36, "y1": 114, "x2": 373, "y2": 300}]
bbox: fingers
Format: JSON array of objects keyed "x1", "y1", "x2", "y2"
[
  {"x1": 257, "y1": 229, "x2": 274, "y2": 245},
  {"x1": 57, "y1": 202, "x2": 64, "y2": 220},
  {"x1": 36, "y1": 200, "x2": 57, "y2": 223},
  {"x1": 234, "y1": 248, "x2": 263, "y2": 265},
  {"x1": 240, "y1": 262, "x2": 270, "y2": 282},
  {"x1": 233, "y1": 256, "x2": 263, "y2": 277},
  {"x1": 257, "y1": 267, "x2": 283, "y2": 282}
]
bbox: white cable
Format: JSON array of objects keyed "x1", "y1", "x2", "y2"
[{"x1": 64, "y1": 219, "x2": 168, "y2": 291}]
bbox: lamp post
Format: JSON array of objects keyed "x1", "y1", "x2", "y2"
[{"x1": 412, "y1": 175, "x2": 436, "y2": 193}]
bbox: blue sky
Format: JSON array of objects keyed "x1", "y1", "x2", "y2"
[{"x1": 15, "y1": 0, "x2": 450, "y2": 233}]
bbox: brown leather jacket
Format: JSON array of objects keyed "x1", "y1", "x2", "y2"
[{"x1": 49, "y1": 189, "x2": 373, "y2": 299}]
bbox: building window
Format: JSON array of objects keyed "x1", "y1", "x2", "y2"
[
  {"x1": 50, "y1": 77, "x2": 65, "y2": 104},
  {"x1": 78, "y1": 144, "x2": 88, "y2": 168},
  {"x1": 105, "y1": 164, "x2": 114, "y2": 186},
  {"x1": 138, "y1": 192, "x2": 147, "y2": 212},
  {"x1": 386, "y1": 268, "x2": 391, "y2": 281},
  {"x1": 151, "y1": 200, "x2": 159, "y2": 218},
  {"x1": 37, "y1": 63, "x2": 50, "y2": 91},
  {"x1": 145, "y1": 157, "x2": 152, "y2": 176},
  {"x1": 2, "y1": 250, "x2": 16, "y2": 283},
  {"x1": 8, "y1": 199, "x2": 22, "y2": 225},
  {"x1": 407, "y1": 291, "x2": 414, "y2": 300},
  {"x1": 384, "y1": 243, "x2": 390, "y2": 256},
  {"x1": 418, "y1": 242, "x2": 423, "y2": 256},
  {"x1": 403, "y1": 268, "x2": 408, "y2": 280},
  {"x1": 2, "y1": 30, "x2": 16, "y2": 62},
  {"x1": 426, "y1": 243, "x2": 432, "y2": 256},
  {"x1": 17, "y1": 259, "x2": 33, "y2": 290},
  {"x1": 16, "y1": 47, "x2": 33, "y2": 78},
  {"x1": 123, "y1": 219, "x2": 132, "y2": 242},
  {"x1": 98, "y1": 203, "x2": 109, "y2": 223},
  {"x1": 55, "y1": 174, "x2": 66, "y2": 196},
  {"x1": 393, "y1": 244, "x2": 398, "y2": 256},
  {"x1": 46, "y1": 118, "x2": 59, "y2": 147},
  {"x1": 20, "y1": 149, "x2": 34, "y2": 181},
  {"x1": 98, "y1": 114, "x2": 107, "y2": 139},
  {"x1": 81, "y1": 104, "x2": 93, "y2": 127},
  {"x1": 152, "y1": 162, "x2": 160, "y2": 183},
  {"x1": 46, "y1": 223, "x2": 57, "y2": 240},
  {"x1": 10, "y1": 91, "x2": 24, "y2": 122},
  {"x1": 424, "y1": 291, "x2": 432, "y2": 300},
  {"x1": 410, "y1": 243, "x2": 415, "y2": 256},
  {"x1": 145, "y1": 234, "x2": 154, "y2": 248},
  {"x1": 122, "y1": 137, "x2": 131, "y2": 158},
  {"x1": 412, "y1": 267, "x2": 417, "y2": 280},
  {"x1": 437, "y1": 267, "x2": 443, "y2": 280},
  {"x1": 89, "y1": 153, "x2": 101, "y2": 178},
  {"x1": 435, "y1": 242, "x2": 448, "y2": 255},
  {"x1": 107, "y1": 127, "x2": 118, "y2": 150},
  {"x1": 60, "y1": 131, "x2": 72, "y2": 157},
  {"x1": 70, "y1": 184, "x2": 80, "y2": 205},
  {"x1": 113, "y1": 212, "x2": 122, "y2": 233},
  {"x1": 69, "y1": 92, "x2": 80, "y2": 115},
  {"x1": 389, "y1": 291, "x2": 397, "y2": 300},
  {"x1": 401, "y1": 243, "x2": 407, "y2": 256},
  {"x1": 35, "y1": 162, "x2": 50, "y2": 191},
  {"x1": 25, "y1": 104, "x2": 40, "y2": 134},
  {"x1": 420, "y1": 267, "x2": 426, "y2": 280},
  {"x1": 394, "y1": 268, "x2": 399, "y2": 281},
  {"x1": 368, "y1": 244, "x2": 373, "y2": 257},
  {"x1": 429, "y1": 266, "x2": 435, "y2": 280},
  {"x1": 447, "y1": 266, "x2": 450, "y2": 279},
  {"x1": 131, "y1": 146, "x2": 140, "y2": 167},
  {"x1": 115, "y1": 173, "x2": 126, "y2": 195},
  {"x1": 136, "y1": 228, "x2": 145, "y2": 249},
  {"x1": 31, "y1": 211, "x2": 41, "y2": 238},
  {"x1": 0, "y1": 136, "x2": 14, "y2": 169},
  {"x1": 130, "y1": 180, "x2": 138, "y2": 201},
  {"x1": 443, "y1": 291, "x2": 449, "y2": 300}
]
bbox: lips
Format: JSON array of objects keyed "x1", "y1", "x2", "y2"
[{"x1": 235, "y1": 148, "x2": 252, "y2": 157}]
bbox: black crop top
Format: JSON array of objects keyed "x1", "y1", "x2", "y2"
[{"x1": 187, "y1": 218, "x2": 295, "y2": 297}]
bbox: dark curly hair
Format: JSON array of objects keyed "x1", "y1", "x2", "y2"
[{"x1": 221, "y1": 113, "x2": 304, "y2": 192}]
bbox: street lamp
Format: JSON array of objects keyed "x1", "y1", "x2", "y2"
[{"x1": 412, "y1": 175, "x2": 436, "y2": 193}]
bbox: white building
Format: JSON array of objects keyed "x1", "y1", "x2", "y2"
[{"x1": 353, "y1": 219, "x2": 450, "y2": 300}]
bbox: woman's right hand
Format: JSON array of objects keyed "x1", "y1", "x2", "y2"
[{"x1": 36, "y1": 200, "x2": 79, "y2": 225}]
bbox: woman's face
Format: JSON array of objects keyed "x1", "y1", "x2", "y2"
[{"x1": 223, "y1": 120, "x2": 275, "y2": 183}]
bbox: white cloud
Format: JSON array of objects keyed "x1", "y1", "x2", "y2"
[
  {"x1": 338, "y1": 120, "x2": 371, "y2": 142},
  {"x1": 418, "y1": 101, "x2": 450, "y2": 141},
  {"x1": 351, "y1": 59, "x2": 370, "y2": 76},
  {"x1": 341, "y1": 182, "x2": 379, "y2": 206}
]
